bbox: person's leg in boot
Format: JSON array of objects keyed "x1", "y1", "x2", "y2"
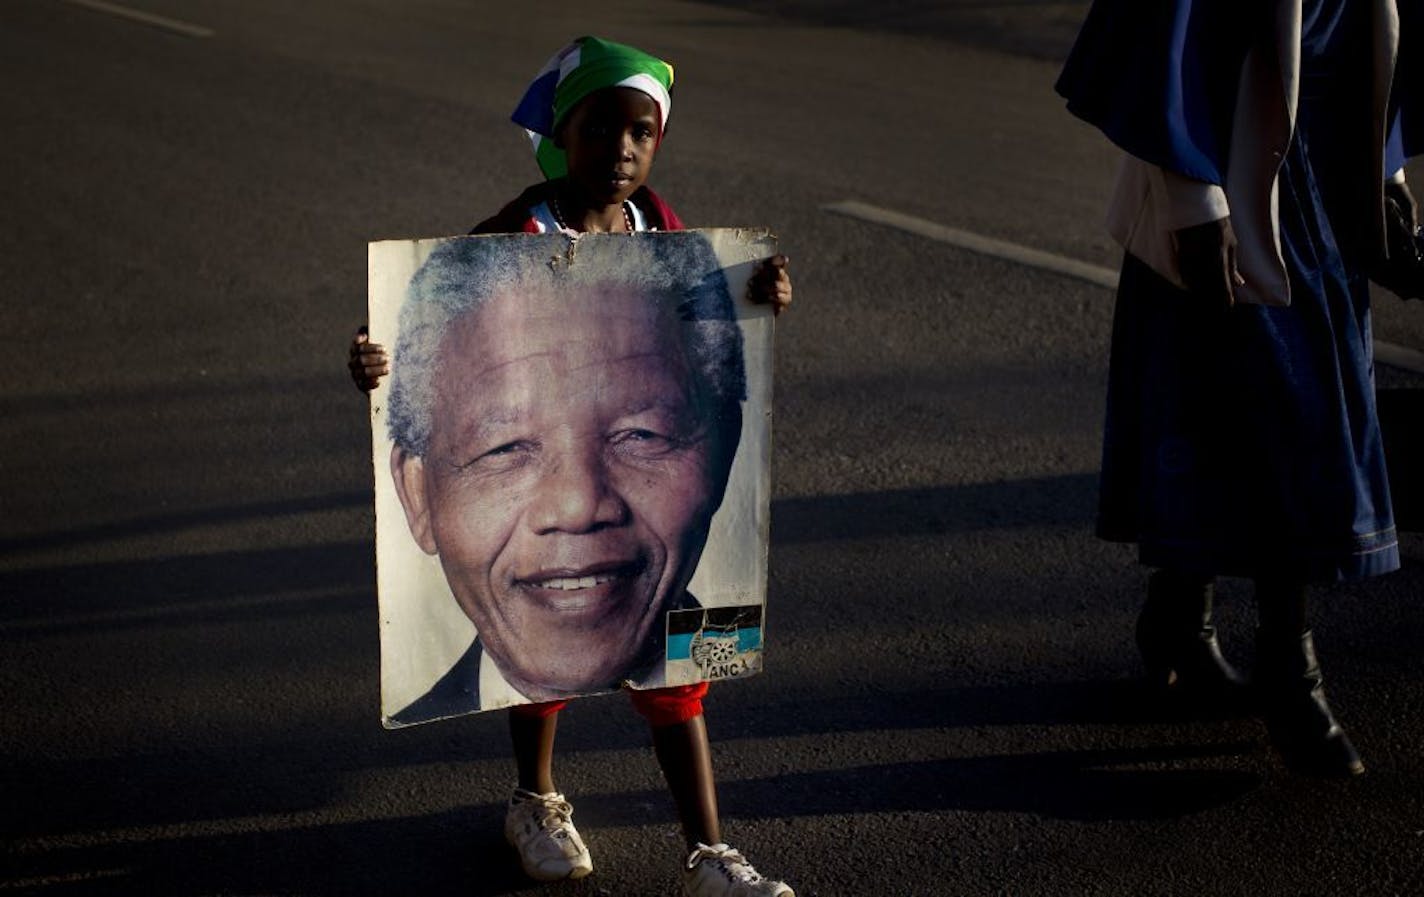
[
  {"x1": 1136, "y1": 568, "x2": 1245, "y2": 701},
  {"x1": 633, "y1": 686, "x2": 793, "y2": 897},
  {"x1": 505, "y1": 703, "x2": 593, "y2": 880},
  {"x1": 1254, "y1": 578, "x2": 1364, "y2": 777}
]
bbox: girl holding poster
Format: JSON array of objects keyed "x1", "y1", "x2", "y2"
[{"x1": 351, "y1": 36, "x2": 794, "y2": 897}]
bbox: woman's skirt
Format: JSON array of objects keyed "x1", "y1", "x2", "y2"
[{"x1": 1097, "y1": 118, "x2": 1399, "y2": 583}]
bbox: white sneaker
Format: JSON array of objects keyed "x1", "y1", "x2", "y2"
[
  {"x1": 682, "y1": 842, "x2": 794, "y2": 897},
  {"x1": 503, "y1": 788, "x2": 593, "y2": 881}
]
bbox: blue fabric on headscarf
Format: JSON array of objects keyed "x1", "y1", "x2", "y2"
[{"x1": 511, "y1": 67, "x2": 561, "y2": 140}]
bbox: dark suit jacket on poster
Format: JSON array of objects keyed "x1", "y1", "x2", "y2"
[
  {"x1": 389, "y1": 639, "x2": 487, "y2": 726},
  {"x1": 388, "y1": 593, "x2": 703, "y2": 726}
]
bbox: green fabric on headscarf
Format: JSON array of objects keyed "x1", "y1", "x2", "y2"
[
  {"x1": 551, "y1": 36, "x2": 674, "y2": 132},
  {"x1": 512, "y1": 36, "x2": 675, "y2": 180}
]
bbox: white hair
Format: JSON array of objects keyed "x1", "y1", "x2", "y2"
[{"x1": 387, "y1": 232, "x2": 746, "y2": 456}]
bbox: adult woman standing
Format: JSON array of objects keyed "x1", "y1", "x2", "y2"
[{"x1": 1058, "y1": 0, "x2": 1423, "y2": 776}]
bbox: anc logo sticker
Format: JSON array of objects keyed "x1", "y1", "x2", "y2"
[{"x1": 665, "y1": 605, "x2": 764, "y2": 682}]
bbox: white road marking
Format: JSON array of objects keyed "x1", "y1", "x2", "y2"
[
  {"x1": 823, "y1": 199, "x2": 1424, "y2": 376},
  {"x1": 61, "y1": 0, "x2": 214, "y2": 38},
  {"x1": 1376, "y1": 340, "x2": 1424, "y2": 374},
  {"x1": 823, "y1": 199, "x2": 1119, "y2": 290}
]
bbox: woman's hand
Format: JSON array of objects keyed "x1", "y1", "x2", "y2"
[
  {"x1": 1176, "y1": 217, "x2": 1243, "y2": 310},
  {"x1": 349, "y1": 325, "x2": 390, "y2": 392},
  {"x1": 747, "y1": 254, "x2": 792, "y2": 316},
  {"x1": 1373, "y1": 180, "x2": 1424, "y2": 300}
]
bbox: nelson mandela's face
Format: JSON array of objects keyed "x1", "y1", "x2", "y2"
[{"x1": 392, "y1": 283, "x2": 737, "y2": 701}]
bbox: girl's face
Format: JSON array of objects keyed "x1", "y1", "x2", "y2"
[{"x1": 557, "y1": 87, "x2": 660, "y2": 206}]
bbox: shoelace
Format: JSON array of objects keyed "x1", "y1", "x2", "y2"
[
  {"x1": 514, "y1": 791, "x2": 576, "y2": 837},
  {"x1": 686, "y1": 844, "x2": 765, "y2": 882}
]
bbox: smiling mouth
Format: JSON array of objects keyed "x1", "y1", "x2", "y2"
[
  {"x1": 534, "y1": 573, "x2": 619, "y2": 590},
  {"x1": 517, "y1": 560, "x2": 646, "y2": 600}
]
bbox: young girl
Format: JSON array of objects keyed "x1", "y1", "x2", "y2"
[{"x1": 350, "y1": 36, "x2": 793, "y2": 896}]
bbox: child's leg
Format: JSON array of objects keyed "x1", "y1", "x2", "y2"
[
  {"x1": 633, "y1": 685, "x2": 795, "y2": 895},
  {"x1": 505, "y1": 700, "x2": 593, "y2": 882},
  {"x1": 630, "y1": 684, "x2": 718, "y2": 848},
  {"x1": 509, "y1": 700, "x2": 567, "y2": 794},
  {"x1": 653, "y1": 715, "x2": 720, "y2": 848}
]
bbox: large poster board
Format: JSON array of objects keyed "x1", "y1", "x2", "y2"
[{"x1": 368, "y1": 230, "x2": 775, "y2": 726}]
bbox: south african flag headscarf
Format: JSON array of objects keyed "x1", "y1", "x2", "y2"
[{"x1": 510, "y1": 36, "x2": 675, "y2": 180}]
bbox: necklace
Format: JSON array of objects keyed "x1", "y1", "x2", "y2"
[{"x1": 550, "y1": 195, "x2": 636, "y2": 233}]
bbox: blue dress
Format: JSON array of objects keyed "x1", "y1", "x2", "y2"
[{"x1": 1064, "y1": 0, "x2": 1412, "y2": 582}]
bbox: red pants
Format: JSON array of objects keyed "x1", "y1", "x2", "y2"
[{"x1": 508, "y1": 682, "x2": 708, "y2": 727}]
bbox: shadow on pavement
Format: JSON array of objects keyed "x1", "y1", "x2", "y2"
[
  {"x1": 1, "y1": 743, "x2": 1260, "y2": 897},
  {"x1": 0, "y1": 471, "x2": 1097, "y2": 636},
  {"x1": 0, "y1": 541, "x2": 373, "y2": 636},
  {"x1": 2, "y1": 674, "x2": 1265, "y2": 896},
  {"x1": 1, "y1": 804, "x2": 534, "y2": 897}
]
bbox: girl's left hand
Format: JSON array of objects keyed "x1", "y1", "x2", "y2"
[{"x1": 747, "y1": 254, "x2": 792, "y2": 315}]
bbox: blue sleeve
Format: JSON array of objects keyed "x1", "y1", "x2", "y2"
[
  {"x1": 1055, "y1": 0, "x2": 1252, "y2": 186},
  {"x1": 1387, "y1": 108, "x2": 1407, "y2": 176},
  {"x1": 1394, "y1": 2, "x2": 1422, "y2": 167}
]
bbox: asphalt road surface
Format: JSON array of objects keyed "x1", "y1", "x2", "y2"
[{"x1": 3, "y1": 1, "x2": 1423, "y2": 895}]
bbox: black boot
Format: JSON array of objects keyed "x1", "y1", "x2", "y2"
[
  {"x1": 1255, "y1": 630, "x2": 1364, "y2": 777},
  {"x1": 1136, "y1": 570, "x2": 1246, "y2": 700}
]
